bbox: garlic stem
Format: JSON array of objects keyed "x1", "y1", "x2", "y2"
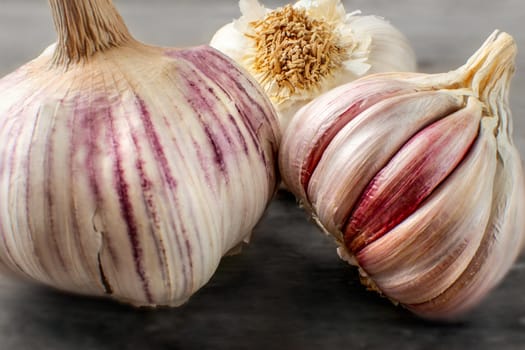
[
  {"x1": 461, "y1": 31, "x2": 516, "y2": 102},
  {"x1": 49, "y1": 0, "x2": 133, "y2": 66}
]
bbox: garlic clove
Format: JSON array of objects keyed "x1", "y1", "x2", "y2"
[
  {"x1": 409, "y1": 143, "x2": 525, "y2": 319},
  {"x1": 345, "y1": 98, "x2": 483, "y2": 253},
  {"x1": 307, "y1": 91, "x2": 464, "y2": 238},
  {"x1": 409, "y1": 75, "x2": 525, "y2": 319},
  {"x1": 279, "y1": 76, "x2": 421, "y2": 204},
  {"x1": 210, "y1": 0, "x2": 417, "y2": 132},
  {"x1": 357, "y1": 115, "x2": 496, "y2": 305}
]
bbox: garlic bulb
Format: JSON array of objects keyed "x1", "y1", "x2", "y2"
[
  {"x1": 210, "y1": 0, "x2": 417, "y2": 132},
  {"x1": 279, "y1": 31, "x2": 525, "y2": 319},
  {"x1": 0, "y1": 0, "x2": 280, "y2": 306}
]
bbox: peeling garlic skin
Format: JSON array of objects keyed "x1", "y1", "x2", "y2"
[
  {"x1": 280, "y1": 31, "x2": 525, "y2": 319},
  {"x1": 0, "y1": 2, "x2": 280, "y2": 307}
]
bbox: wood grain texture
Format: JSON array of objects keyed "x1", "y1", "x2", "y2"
[{"x1": 1, "y1": 1, "x2": 524, "y2": 349}]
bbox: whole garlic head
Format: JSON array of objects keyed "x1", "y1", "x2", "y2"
[
  {"x1": 0, "y1": 0, "x2": 280, "y2": 306},
  {"x1": 210, "y1": 0, "x2": 417, "y2": 132},
  {"x1": 279, "y1": 31, "x2": 525, "y2": 320}
]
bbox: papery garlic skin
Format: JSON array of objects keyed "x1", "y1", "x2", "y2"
[
  {"x1": 279, "y1": 31, "x2": 524, "y2": 319},
  {"x1": 0, "y1": 0, "x2": 280, "y2": 307},
  {"x1": 210, "y1": 0, "x2": 416, "y2": 132}
]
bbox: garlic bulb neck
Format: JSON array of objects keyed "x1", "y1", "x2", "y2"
[
  {"x1": 49, "y1": 0, "x2": 133, "y2": 66},
  {"x1": 461, "y1": 31, "x2": 516, "y2": 102}
]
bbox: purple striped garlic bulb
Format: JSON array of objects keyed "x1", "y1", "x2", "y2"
[
  {"x1": 279, "y1": 31, "x2": 525, "y2": 319},
  {"x1": 0, "y1": 0, "x2": 280, "y2": 306}
]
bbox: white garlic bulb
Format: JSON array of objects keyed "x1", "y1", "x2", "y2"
[
  {"x1": 279, "y1": 31, "x2": 525, "y2": 319},
  {"x1": 0, "y1": 0, "x2": 280, "y2": 306},
  {"x1": 210, "y1": 0, "x2": 417, "y2": 132}
]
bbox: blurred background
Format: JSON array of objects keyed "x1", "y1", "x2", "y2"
[
  {"x1": 0, "y1": 1, "x2": 524, "y2": 349},
  {"x1": 1, "y1": 0, "x2": 524, "y2": 146}
]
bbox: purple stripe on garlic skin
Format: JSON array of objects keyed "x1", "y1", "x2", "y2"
[
  {"x1": 76, "y1": 96, "x2": 120, "y2": 288},
  {"x1": 169, "y1": 47, "x2": 280, "y2": 180},
  {"x1": 174, "y1": 47, "x2": 278, "y2": 132},
  {"x1": 105, "y1": 87, "x2": 193, "y2": 303},
  {"x1": 142, "y1": 87, "x2": 209, "y2": 294},
  {"x1": 134, "y1": 98, "x2": 175, "y2": 292},
  {"x1": 136, "y1": 98, "x2": 179, "y2": 191},
  {"x1": 81, "y1": 95, "x2": 120, "y2": 270},
  {"x1": 227, "y1": 113, "x2": 250, "y2": 155},
  {"x1": 168, "y1": 50, "x2": 251, "y2": 153},
  {"x1": 109, "y1": 101, "x2": 154, "y2": 304},
  {"x1": 139, "y1": 97, "x2": 190, "y2": 302},
  {"x1": 175, "y1": 71, "x2": 231, "y2": 176}
]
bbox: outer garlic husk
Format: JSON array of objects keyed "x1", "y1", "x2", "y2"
[
  {"x1": 279, "y1": 31, "x2": 525, "y2": 320},
  {"x1": 0, "y1": 0, "x2": 280, "y2": 306},
  {"x1": 210, "y1": 0, "x2": 416, "y2": 132}
]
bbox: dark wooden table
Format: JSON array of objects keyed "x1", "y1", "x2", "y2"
[{"x1": 1, "y1": 1, "x2": 524, "y2": 349}]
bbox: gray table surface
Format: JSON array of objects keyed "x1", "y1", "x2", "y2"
[{"x1": 1, "y1": 0, "x2": 525, "y2": 349}]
